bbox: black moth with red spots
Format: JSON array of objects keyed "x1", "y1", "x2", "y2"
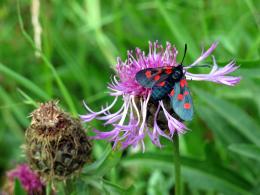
[{"x1": 135, "y1": 64, "x2": 193, "y2": 121}]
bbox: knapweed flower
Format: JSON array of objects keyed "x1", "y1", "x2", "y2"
[
  {"x1": 25, "y1": 101, "x2": 92, "y2": 180},
  {"x1": 6, "y1": 164, "x2": 44, "y2": 195},
  {"x1": 81, "y1": 41, "x2": 240, "y2": 151}
]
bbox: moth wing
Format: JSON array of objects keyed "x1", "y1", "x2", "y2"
[
  {"x1": 170, "y1": 79, "x2": 193, "y2": 121},
  {"x1": 135, "y1": 67, "x2": 172, "y2": 88},
  {"x1": 151, "y1": 79, "x2": 174, "y2": 101}
]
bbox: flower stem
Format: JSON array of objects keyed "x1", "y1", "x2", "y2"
[
  {"x1": 46, "y1": 181, "x2": 51, "y2": 195},
  {"x1": 173, "y1": 134, "x2": 181, "y2": 195},
  {"x1": 64, "y1": 179, "x2": 74, "y2": 195}
]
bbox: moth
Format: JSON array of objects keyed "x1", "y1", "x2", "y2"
[{"x1": 135, "y1": 44, "x2": 193, "y2": 121}]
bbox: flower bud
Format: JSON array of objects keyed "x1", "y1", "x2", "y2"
[{"x1": 25, "y1": 101, "x2": 91, "y2": 180}]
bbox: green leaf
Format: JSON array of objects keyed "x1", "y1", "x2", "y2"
[
  {"x1": 17, "y1": 88, "x2": 38, "y2": 108},
  {"x1": 81, "y1": 0, "x2": 118, "y2": 65},
  {"x1": 0, "y1": 87, "x2": 29, "y2": 128},
  {"x1": 0, "y1": 63, "x2": 49, "y2": 100},
  {"x1": 229, "y1": 144, "x2": 260, "y2": 162},
  {"x1": 17, "y1": 3, "x2": 77, "y2": 115},
  {"x1": 14, "y1": 179, "x2": 27, "y2": 195},
  {"x1": 83, "y1": 145, "x2": 122, "y2": 177},
  {"x1": 236, "y1": 68, "x2": 260, "y2": 79},
  {"x1": 194, "y1": 88, "x2": 260, "y2": 146},
  {"x1": 41, "y1": 55, "x2": 78, "y2": 116},
  {"x1": 121, "y1": 153, "x2": 252, "y2": 195},
  {"x1": 155, "y1": 0, "x2": 199, "y2": 59},
  {"x1": 196, "y1": 105, "x2": 245, "y2": 144},
  {"x1": 46, "y1": 182, "x2": 53, "y2": 195},
  {"x1": 148, "y1": 171, "x2": 173, "y2": 195},
  {"x1": 102, "y1": 179, "x2": 134, "y2": 195}
]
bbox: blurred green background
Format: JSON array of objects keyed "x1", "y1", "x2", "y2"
[{"x1": 0, "y1": 0, "x2": 260, "y2": 194}]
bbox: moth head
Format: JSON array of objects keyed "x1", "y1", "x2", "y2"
[{"x1": 172, "y1": 65, "x2": 183, "y2": 80}]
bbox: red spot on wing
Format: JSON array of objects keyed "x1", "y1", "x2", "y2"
[
  {"x1": 164, "y1": 66, "x2": 173, "y2": 70},
  {"x1": 154, "y1": 75, "x2": 161, "y2": 81},
  {"x1": 184, "y1": 103, "x2": 191, "y2": 109},
  {"x1": 165, "y1": 69, "x2": 172, "y2": 74},
  {"x1": 180, "y1": 79, "x2": 187, "y2": 88},
  {"x1": 157, "y1": 69, "x2": 163, "y2": 74},
  {"x1": 157, "y1": 81, "x2": 166, "y2": 86},
  {"x1": 184, "y1": 91, "x2": 189, "y2": 96},
  {"x1": 145, "y1": 70, "x2": 152, "y2": 78},
  {"x1": 177, "y1": 94, "x2": 184, "y2": 101},
  {"x1": 170, "y1": 89, "x2": 175, "y2": 96}
]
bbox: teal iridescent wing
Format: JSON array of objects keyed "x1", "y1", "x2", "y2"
[
  {"x1": 170, "y1": 78, "x2": 193, "y2": 121},
  {"x1": 151, "y1": 78, "x2": 174, "y2": 101}
]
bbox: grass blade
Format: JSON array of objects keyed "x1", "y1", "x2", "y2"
[
  {"x1": 122, "y1": 153, "x2": 252, "y2": 195},
  {"x1": 229, "y1": 144, "x2": 260, "y2": 162},
  {"x1": 0, "y1": 63, "x2": 49, "y2": 100},
  {"x1": 83, "y1": 145, "x2": 122, "y2": 177},
  {"x1": 17, "y1": 1, "x2": 77, "y2": 115},
  {"x1": 194, "y1": 88, "x2": 260, "y2": 146}
]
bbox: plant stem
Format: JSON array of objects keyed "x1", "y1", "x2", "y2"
[
  {"x1": 46, "y1": 181, "x2": 51, "y2": 195},
  {"x1": 173, "y1": 134, "x2": 181, "y2": 195},
  {"x1": 64, "y1": 179, "x2": 74, "y2": 195}
]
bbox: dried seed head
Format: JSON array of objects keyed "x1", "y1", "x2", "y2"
[
  {"x1": 30, "y1": 101, "x2": 62, "y2": 133},
  {"x1": 25, "y1": 101, "x2": 91, "y2": 180}
]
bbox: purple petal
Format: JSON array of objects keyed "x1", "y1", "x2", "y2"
[
  {"x1": 186, "y1": 58, "x2": 241, "y2": 86},
  {"x1": 80, "y1": 113, "x2": 97, "y2": 122},
  {"x1": 185, "y1": 42, "x2": 218, "y2": 69}
]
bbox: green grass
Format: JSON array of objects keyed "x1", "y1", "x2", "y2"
[{"x1": 0, "y1": 0, "x2": 260, "y2": 194}]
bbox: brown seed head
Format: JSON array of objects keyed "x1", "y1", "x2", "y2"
[{"x1": 25, "y1": 101, "x2": 91, "y2": 180}]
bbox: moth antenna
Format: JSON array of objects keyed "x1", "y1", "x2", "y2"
[
  {"x1": 180, "y1": 44, "x2": 187, "y2": 65},
  {"x1": 192, "y1": 64, "x2": 212, "y2": 68}
]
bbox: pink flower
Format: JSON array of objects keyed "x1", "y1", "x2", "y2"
[
  {"x1": 7, "y1": 164, "x2": 44, "y2": 195},
  {"x1": 81, "y1": 41, "x2": 240, "y2": 151}
]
